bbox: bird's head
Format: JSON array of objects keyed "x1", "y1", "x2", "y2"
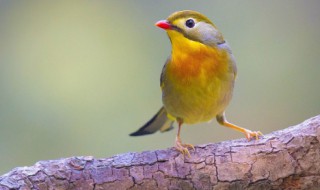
[{"x1": 155, "y1": 10, "x2": 225, "y2": 47}]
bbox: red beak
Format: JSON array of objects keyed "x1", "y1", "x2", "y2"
[{"x1": 155, "y1": 20, "x2": 172, "y2": 30}]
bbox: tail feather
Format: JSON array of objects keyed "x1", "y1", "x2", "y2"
[{"x1": 130, "y1": 107, "x2": 174, "y2": 136}]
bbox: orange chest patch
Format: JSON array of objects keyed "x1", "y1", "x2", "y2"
[{"x1": 167, "y1": 45, "x2": 229, "y2": 84}]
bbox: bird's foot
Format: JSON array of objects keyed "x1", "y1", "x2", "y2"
[
  {"x1": 244, "y1": 129, "x2": 263, "y2": 140},
  {"x1": 175, "y1": 136, "x2": 195, "y2": 157}
]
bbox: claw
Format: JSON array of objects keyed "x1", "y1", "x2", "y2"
[
  {"x1": 175, "y1": 136, "x2": 194, "y2": 157},
  {"x1": 182, "y1": 143, "x2": 195, "y2": 151},
  {"x1": 244, "y1": 129, "x2": 263, "y2": 140}
]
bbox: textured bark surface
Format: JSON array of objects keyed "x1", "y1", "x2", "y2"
[{"x1": 1, "y1": 115, "x2": 320, "y2": 190}]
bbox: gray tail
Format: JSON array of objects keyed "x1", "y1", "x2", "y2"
[{"x1": 130, "y1": 107, "x2": 174, "y2": 136}]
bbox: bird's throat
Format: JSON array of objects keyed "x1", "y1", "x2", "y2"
[{"x1": 167, "y1": 31, "x2": 227, "y2": 83}]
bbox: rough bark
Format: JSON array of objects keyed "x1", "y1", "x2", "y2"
[{"x1": 1, "y1": 115, "x2": 320, "y2": 190}]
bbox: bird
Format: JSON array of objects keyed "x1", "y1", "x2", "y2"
[{"x1": 130, "y1": 10, "x2": 262, "y2": 157}]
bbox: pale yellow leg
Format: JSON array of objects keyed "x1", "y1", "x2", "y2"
[
  {"x1": 174, "y1": 119, "x2": 195, "y2": 157},
  {"x1": 216, "y1": 113, "x2": 263, "y2": 140}
]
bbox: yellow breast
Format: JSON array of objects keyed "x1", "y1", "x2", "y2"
[{"x1": 162, "y1": 30, "x2": 234, "y2": 124}]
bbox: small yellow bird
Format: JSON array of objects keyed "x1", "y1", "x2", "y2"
[{"x1": 130, "y1": 10, "x2": 262, "y2": 156}]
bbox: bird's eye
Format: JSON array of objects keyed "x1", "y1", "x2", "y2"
[{"x1": 185, "y1": 19, "x2": 195, "y2": 28}]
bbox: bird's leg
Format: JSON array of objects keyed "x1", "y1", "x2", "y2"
[
  {"x1": 216, "y1": 113, "x2": 263, "y2": 140},
  {"x1": 175, "y1": 119, "x2": 194, "y2": 157}
]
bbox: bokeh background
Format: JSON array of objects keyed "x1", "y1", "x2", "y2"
[{"x1": 0, "y1": 1, "x2": 319, "y2": 174}]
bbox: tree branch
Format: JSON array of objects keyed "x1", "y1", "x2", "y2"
[{"x1": 1, "y1": 115, "x2": 320, "y2": 190}]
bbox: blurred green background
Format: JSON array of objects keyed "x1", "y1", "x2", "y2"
[{"x1": 0, "y1": 1, "x2": 319, "y2": 174}]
